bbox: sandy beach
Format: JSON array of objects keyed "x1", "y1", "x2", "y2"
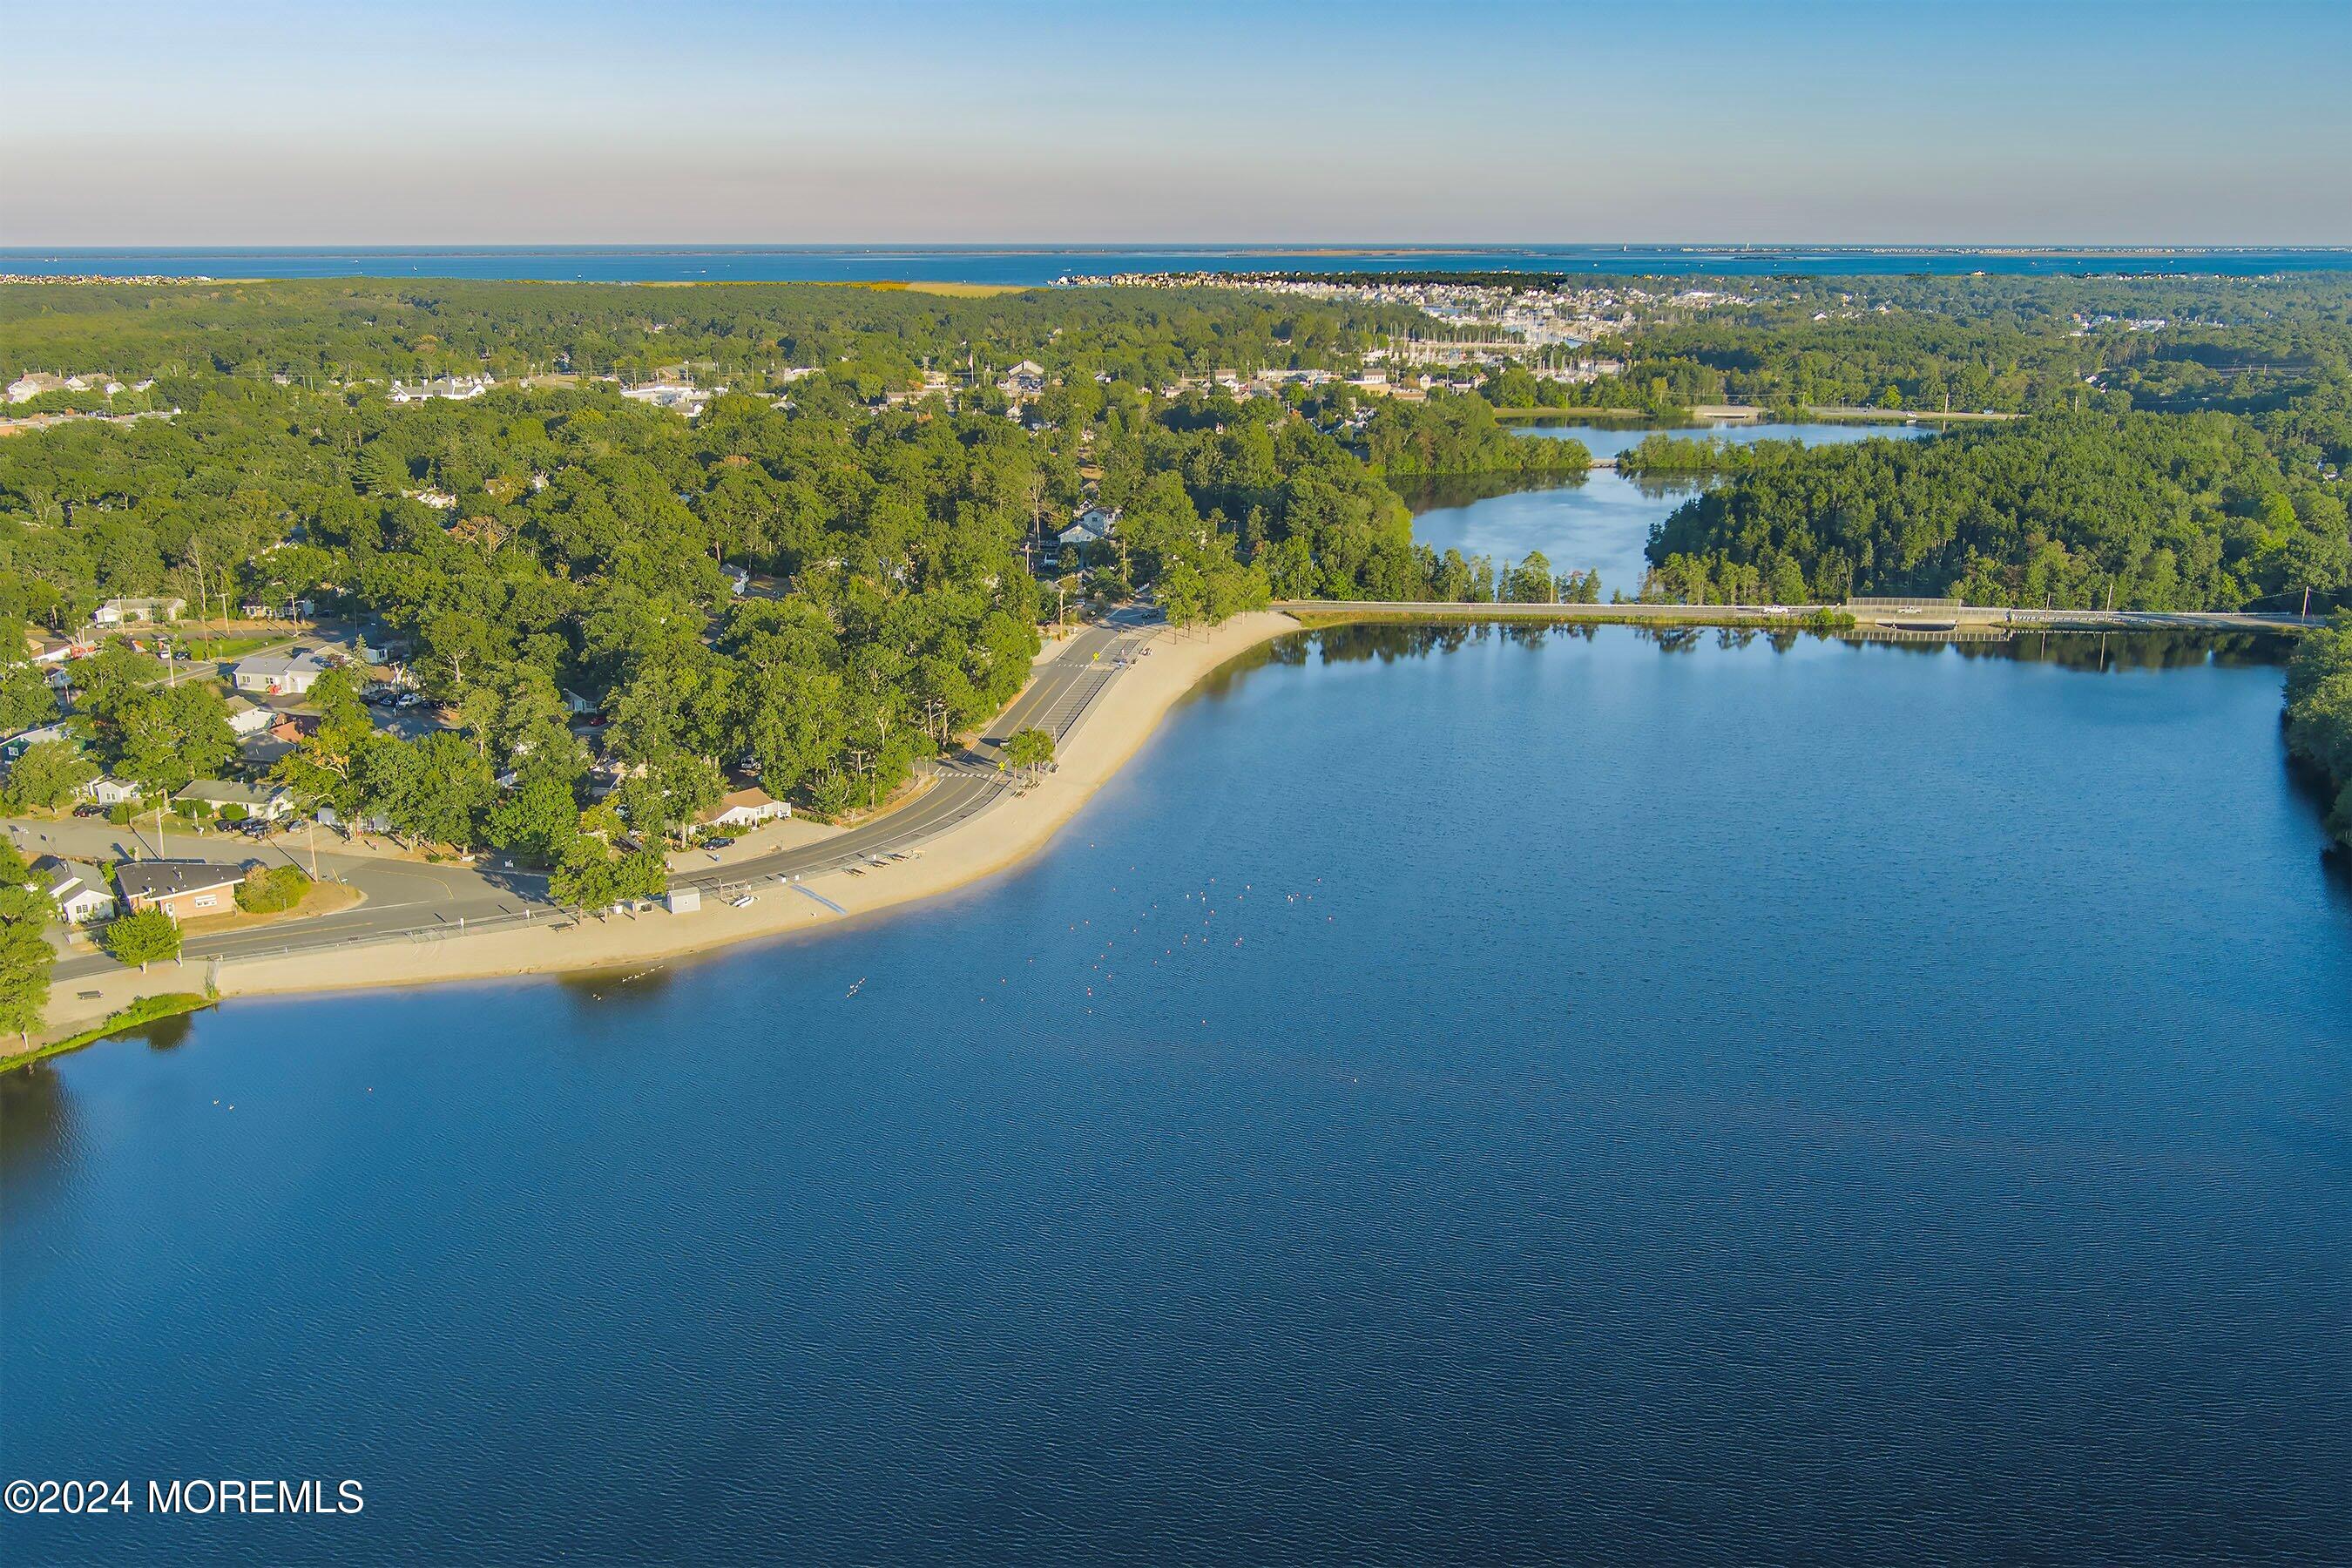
[{"x1": 30, "y1": 611, "x2": 1304, "y2": 1036}]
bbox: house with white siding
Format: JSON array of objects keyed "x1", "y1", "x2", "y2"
[{"x1": 32, "y1": 855, "x2": 116, "y2": 924}]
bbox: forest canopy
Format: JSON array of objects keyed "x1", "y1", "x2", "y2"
[{"x1": 1642, "y1": 409, "x2": 2351, "y2": 612}]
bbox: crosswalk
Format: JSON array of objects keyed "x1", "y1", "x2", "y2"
[{"x1": 1032, "y1": 662, "x2": 1117, "y2": 740}]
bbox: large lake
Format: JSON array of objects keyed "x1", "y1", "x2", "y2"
[
  {"x1": 4, "y1": 626, "x2": 2349, "y2": 1564},
  {"x1": 1407, "y1": 421, "x2": 1935, "y2": 598}
]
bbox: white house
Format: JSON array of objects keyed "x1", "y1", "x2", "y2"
[
  {"x1": 224, "y1": 698, "x2": 277, "y2": 738},
  {"x1": 173, "y1": 778, "x2": 294, "y2": 822},
  {"x1": 6, "y1": 372, "x2": 69, "y2": 404},
  {"x1": 92, "y1": 596, "x2": 186, "y2": 626},
  {"x1": 232, "y1": 645, "x2": 337, "y2": 697},
  {"x1": 700, "y1": 787, "x2": 791, "y2": 831},
  {"x1": 4, "y1": 720, "x2": 74, "y2": 758},
  {"x1": 24, "y1": 632, "x2": 90, "y2": 666},
  {"x1": 997, "y1": 360, "x2": 1046, "y2": 398},
  {"x1": 387, "y1": 375, "x2": 493, "y2": 404},
  {"x1": 619, "y1": 382, "x2": 715, "y2": 416},
  {"x1": 1058, "y1": 507, "x2": 1119, "y2": 548},
  {"x1": 31, "y1": 855, "x2": 116, "y2": 925},
  {"x1": 78, "y1": 774, "x2": 143, "y2": 807},
  {"x1": 724, "y1": 564, "x2": 751, "y2": 597}
]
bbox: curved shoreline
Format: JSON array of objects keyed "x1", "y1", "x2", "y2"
[{"x1": 23, "y1": 612, "x2": 1309, "y2": 1044}]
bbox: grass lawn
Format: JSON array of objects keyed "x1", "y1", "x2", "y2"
[
  {"x1": 4, "y1": 991, "x2": 218, "y2": 1071},
  {"x1": 173, "y1": 633, "x2": 289, "y2": 659}
]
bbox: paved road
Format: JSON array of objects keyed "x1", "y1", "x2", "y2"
[
  {"x1": 41, "y1": 613, "x2": 1162, "y2": 981},
  {"x1": 44, "y1": 838, "x2": 547, "y2": 982},
  {"x1": 676, "y1": 614, "x2": 1153, "y2": 897}
]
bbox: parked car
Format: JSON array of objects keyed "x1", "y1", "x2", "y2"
[
  {"x1": 72, "y1": 802, "x2": 105, "y2": 817},
  {"x1": 705, "y1": 836, "x2": 737, "y2": 849}
]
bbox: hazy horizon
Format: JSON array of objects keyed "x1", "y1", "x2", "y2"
[
  {"x1": 7, "y1": 241, "x2": 2349, "y2": 253},
  {"x1": 7, "y1": 0, "x2": 2349, "y2": 248}
]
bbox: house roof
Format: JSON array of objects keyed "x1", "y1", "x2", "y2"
[
  {"x1": 234, "y1": 645, "x2": 336, "y2": 681},
  {"x1": 172, "y1": 779, "x2": 287, "y2": 808},
  {"x1": 114, "y1": 859, "x2": 248, "y2": 902},
  {"x1": 32, "y1": 855, "x2": 109, "y2": 903},
  {"x1": 701, "y1": 787, "x2": 782, "y2": 821}
]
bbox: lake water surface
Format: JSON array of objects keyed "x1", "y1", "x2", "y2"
[
  {"x1": 1408, "y1": 422, "x2": 1934, "y2": 597},
  {"x1": 4, "y1": 627, "x2": 2348, "y2": 1564}
]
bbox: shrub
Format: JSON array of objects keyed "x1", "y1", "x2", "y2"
[{"x1": 234, "y1": 864, "x2": 310, "y2": 914}]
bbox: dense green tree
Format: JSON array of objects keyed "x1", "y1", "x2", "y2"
[
  {"x1": 0, "y1": 661, "x2": 57, "y2": 734},
  {"x1": 549, "y1": 834, "x2": 664, "y2": 910},
  {"x1": 614, "y1": 751, "x2": 724, "y2": 842},
  {"x1": 388, "y1": 732, "x2": 497, "y2": 847},
  {"x1": 1005, "y1": 727, "x2": 1055, "y2": 777},
  {"x1": 102, "y1": 907, "x2": 181, "y2": 972},
  {"x1": 0, "y1": 840, "x2": 53, "y2": 1042},
  {"x1": 0, "y1": 740, "x2": 97, "y2": 812},
  {"x1": 484, "y1": 775, "x2": 584, "y2": 865},
  {"x1": 0, "y1": 909, "x2": 51, "y2": 1042},
  {"x1": 107, "y1": 682, "x2": 236, "y2": 794},
  {"x1": 272, "y1": 667, "x2": 379, "y2": 816},
  {"x1": 1504, "y1": 551, "x2": 1558, "y2": 604},
  {"x1": 1645, "y1": 413, "x2": 2351, "y2": 611},
  {"x1": 2285, "y1": 613, "x2": 2352, "y2": 844}
]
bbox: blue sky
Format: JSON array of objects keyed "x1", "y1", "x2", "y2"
[{"x1": 7, "y1": 0, "x2": 2347, "y2": 245}]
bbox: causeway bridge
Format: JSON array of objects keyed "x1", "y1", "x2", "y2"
[{"x1": 1274, "y1": 598, "x2": 2312, "y2": 635}]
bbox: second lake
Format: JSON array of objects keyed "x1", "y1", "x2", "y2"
[{"x1": 1406, "y1": 421, "x2": 1936, "y2": 599}]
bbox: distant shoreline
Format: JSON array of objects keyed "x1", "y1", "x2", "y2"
[{"x1": 8, "y1": 245, "x2": 2348, "y2": 287}]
